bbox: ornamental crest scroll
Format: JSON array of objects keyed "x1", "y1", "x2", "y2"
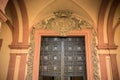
[{"x1": 34, "y1": 10, "x2": 91, "y2": 36}]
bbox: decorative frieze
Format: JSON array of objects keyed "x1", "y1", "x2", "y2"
[{"x1": 34, "y1": 10, "x2": 91, "y2": 36}]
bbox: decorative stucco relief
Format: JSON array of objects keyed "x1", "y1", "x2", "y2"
[
  {"x1": 34, "y1": 10, "x2": 91, "y2": 36},
  {"x1": 26, "y1": 10, "x2": 100, "y2": 80}
]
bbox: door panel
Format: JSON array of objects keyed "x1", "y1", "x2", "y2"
[
  {"x1": 39, "y1": 37, "x2": 87, "y2": 80},
  {"x1": 71, "y1": 76, "x2": 83, "y2": 80}
]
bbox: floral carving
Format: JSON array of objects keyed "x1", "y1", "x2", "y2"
[{"x1": 34, "y1": 10, "x2": 91, "y2": 36}]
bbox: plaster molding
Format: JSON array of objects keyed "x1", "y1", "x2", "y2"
[
  {"x1": 98, "y1": 50, "x2": 118, "y2": 55},
  {"x1": 107, "y1": 0, "x2": 120, "y2": 47},
  {"x1": 18, "y1": 0, "x2": 29, "y2": 44},
  {"x1": 97, "y1": 44, "x2": 118, "y2": 50},
  {"x1": 7, "y1": 53, "x2": 27, "y2": 80},
  {"x1": 99, "y1": 53, "x2": 120, "y2": 80},
  {"x1": 10, "y1": 49, "x2": 29, "y2": 54},
  {"x1": 97, "y1": 0, "x2": 109, "y2": 47},
  {"x1": 8, "y1": 1, "x2": 19, "y2": 44},
  {"x1": 9, "y1": 44, "x2": 29, "y2": 49}
]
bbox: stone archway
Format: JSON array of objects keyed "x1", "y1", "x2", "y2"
[{"x1": 26, "y1": 10, "x2": 100, "y2": 80}]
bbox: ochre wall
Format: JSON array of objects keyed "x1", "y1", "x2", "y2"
[
  {"x1": 115, "y1": 26, "x2": 120, "y2": 77},
  {"x1": 0, "y1": 23, "x2": 12, "y2": 80},
  {"x1": 0, "y1": 0, "x2": 120, "y2": 80},
  {"x1": 112, "y1": 2, "x2": 120, "y2": 78}
]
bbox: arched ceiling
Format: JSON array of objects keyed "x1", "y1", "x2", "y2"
[
  {"x1": 5, "y1": 0, "x2": 102, "y2": 28},
  {"x1": 24, "y1": 0, "x2": 101, "y2": 27},
  {"x1": 4, "y1": 0, "x2": 120, "y2": 32}
]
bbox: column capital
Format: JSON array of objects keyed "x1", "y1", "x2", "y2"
[
  {"x1": 98, "y1": 50, "x2": 118, "y2": 55},
  {"x1": 9, "y1": 44, "x2": 30, "y2": 49},
  {"x1": 97, "y1": 44, "x2": 118, "y2": 50}
]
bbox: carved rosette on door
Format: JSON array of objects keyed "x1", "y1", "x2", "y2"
[{"x1": 39, "y1": 37, "x2": 87, "y2": 80}]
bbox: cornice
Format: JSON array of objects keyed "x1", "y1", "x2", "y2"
[
  {"x1": 97, "y1": 44, "x2": 118, "y2": 50},
  {"x1": 9, "y1": 44, "x2": 30, "y2": 49}
]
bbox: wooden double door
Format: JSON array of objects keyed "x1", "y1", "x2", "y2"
[{"x1": 39, "y1": 37, "x2": 87, "y2": 80}]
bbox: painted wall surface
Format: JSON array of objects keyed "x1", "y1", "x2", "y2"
[
  {"x1": 115, "y1": 26, "x2": 120, "y2": 77},
  {"x1": 114, "y1": 4, "x2": 120, "y2": 77},
  {"x1": 0, "y1": 0, "x2": 120, "y2": 80},
  {"x1": 0, "y1": 23, "x2": 12, "y2": 80}
]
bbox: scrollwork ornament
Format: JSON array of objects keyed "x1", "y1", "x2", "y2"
[
  {"x1": 26, "y1": 28, "x2": 35, "y2": 80},
  {"x1": 91, "y1": 29, "x2": 100, "y2": 80}
]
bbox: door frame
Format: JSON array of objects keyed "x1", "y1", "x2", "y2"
[{"x1": 32, "y1": 29, "x2": 93, "y2": 80}]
